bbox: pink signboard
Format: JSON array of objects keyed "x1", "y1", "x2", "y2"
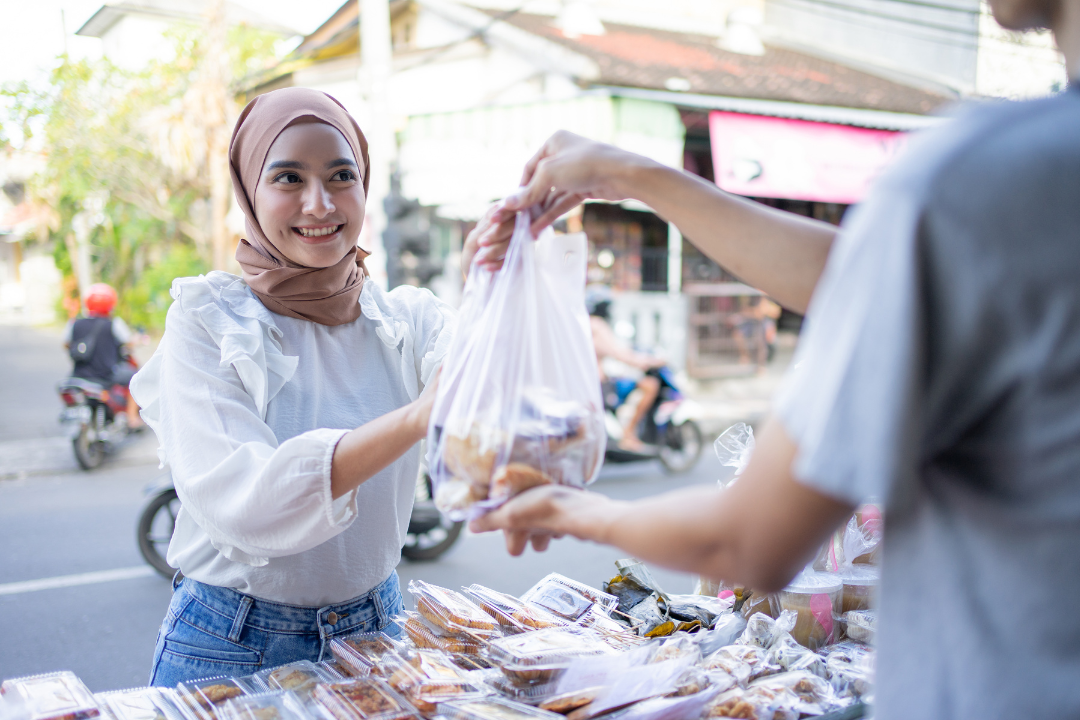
[{"x1": 709, "y1": 111, "x2": 908, "y2": 204}]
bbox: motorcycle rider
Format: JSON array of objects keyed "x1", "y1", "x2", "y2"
[
  {"x1": 586, "y1": 285, "x2": 665, "y2": 451},
  {"x1": 63, "y1": 283, "x2": 143, "y2": 429}
]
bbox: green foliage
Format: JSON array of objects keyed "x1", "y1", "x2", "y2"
[{"x1": 0, "y1": 19, "x2": 284, "y2": 330}]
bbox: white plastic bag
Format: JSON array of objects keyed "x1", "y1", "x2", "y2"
[
  {"x1": 427, "y1": 212, "x2": 606, "y2": 520},
  {"x1": 714, "y1": 422, "x2": 755, "y2": 487}
]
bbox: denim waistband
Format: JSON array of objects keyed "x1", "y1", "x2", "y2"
[{"x1": 175, "y1": 571, "x2": 401, "y2": 636}]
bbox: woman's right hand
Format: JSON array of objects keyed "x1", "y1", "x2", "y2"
[{"x1": 502, "y1": 131, "x2": 657, "y2": 237}]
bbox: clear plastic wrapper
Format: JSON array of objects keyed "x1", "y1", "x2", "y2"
[
  {"x1": 175, "y1": 678, "x2": 256, "y2": 720},
  {"x1": 703, "y1": 688, "x2": 774, "y2": 720},
  {"x1": 462, "y1": 586, "x2": 566, "y2": 632},
  {"x1": 519, "y1": 575, "x2": 618, "y2": 622},
  {"x1": 696, "y1": 614, "x2": 746, "y2": 657},
  {"x1": 484, "y1": 675, "x2": 562, "y2": 705},
  {"x1": 94, "y1": 689, "x2": 181, "y2": 720},
  {"x1": 747, "y1": 671, "x2": 841, "y2": 717},
  {"x1": 763, "y1": 637, "x2": 825, "y2": 679},
  {"x1": 310, "y1": 680, "x2": 417, "y2": 720},
  {"x1": 218, "y1": 692, "x2": 311, "y2": 720},
  {"x1": 487, "y1": 628, "x2": 614, "y2": 668},
  {"x1": 409, "y1": 582, "x2": 500, "y2": 636},
  {"x1": 666, "y1": 668, "x2": 711, "y2": 698},
  {"x1": 774, "y1": 571, "x2": 842, "y2": 651},
  {"x1": 428, "y1": 217, "x2": 605, "y2": 521},
  {"x1": 255, "y1": 662, "x2": 337, "y2": 699},
  {"x1": 648, "y1": 635, "x2": 701, "y2": 665},
  {"x1": 1, "y1": 672, "x2": 102, "y2": 720},
  {"x1": 701, "y1": 646, "x2": 778, "y2": 686},
  {"x1": 839, "y1": 564, "x2": 879, "y2": 615},
  {"x1": 841, "y1": 610, "x2": 875, "y2": 645},
  {"x1": 438, "y1": 698, "x2": 564, "y2": 720},
  {"x1": 499, "y1": 665, "x2": 569, "y2": 687},
  {"x1": 537, "y1": 688, "x2": 602, "y2": 715},
  {"x1": 404, "y1": 680, "x2": 487, "y2": 718},
  {"x1": 331, "y1": 632, "x2": 407, "y2": 676},
  {"x1": 713, "y1": 423, "x2": 755, "y2": 488},
  {"x1": 736, "y1": 611, "x2": 795, "y2": 650},
  {"x1": 616, "y1": 687, "x2": 719, "y2": 720},
  {"x1": 395, "y1": 613, "x2": 486, "y2": 656}
]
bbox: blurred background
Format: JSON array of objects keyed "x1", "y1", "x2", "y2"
[{"x1": 0, "y1": 0, "x2": 1068, "y2": 692}]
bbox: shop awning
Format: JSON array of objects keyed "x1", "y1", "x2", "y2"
[{"x1": 709, "y1": 111, "x2": 908, "y2": 204}]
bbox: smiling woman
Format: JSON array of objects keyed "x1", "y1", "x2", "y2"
[{"x1": 126, "y1": 88, "x2": 513, "y2": 688}]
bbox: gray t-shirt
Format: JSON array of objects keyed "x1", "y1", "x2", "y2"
[{"x1": 774, "y1": 84, "x2": 1080, "y2": 719}]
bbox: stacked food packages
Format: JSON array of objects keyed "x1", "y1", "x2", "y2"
[{"x1": 0, "y1": 569, "x2": 876, "y2": 720}]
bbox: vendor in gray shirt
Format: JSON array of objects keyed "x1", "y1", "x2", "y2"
[{"x1": 465, "y1": 0, "x2": 1080, "y2": 716}]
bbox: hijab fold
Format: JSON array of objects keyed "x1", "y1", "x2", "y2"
[{"x1": 230, "y1": 88, "x2": 371, "y2": 326}]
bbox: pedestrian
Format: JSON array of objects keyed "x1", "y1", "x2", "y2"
[
  {"x1": 131, "y1": 88, "x2": 508, "y2": 686},
  {"x1": 470, "y1": 1, "x2": 1080, "y2": 716}
]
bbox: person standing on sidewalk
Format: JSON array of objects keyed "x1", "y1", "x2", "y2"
[
  {"x1": 470, "y1": 0, "x2": 1080, "y2": 715},
  {"x1": 132, "y1": 88, "x2": 507, "y2": 686}
]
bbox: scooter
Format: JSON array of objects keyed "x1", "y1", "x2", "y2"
[
  {"x1": 602, "y1": 366, "x2": 704, "y2": 473},
  {"x1": 136, "y1": 472, "x2": 463, "y2": 579},
  {"x1": 57, "y1": 356, "x2": 139, "y2": 470}
]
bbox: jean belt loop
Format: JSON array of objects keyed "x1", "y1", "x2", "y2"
[
  {"x1": 372, "y1": 584, "x2": 388, "y2": 630},
  {"x1": 171, "y1": 571, "x2": 183, "y2": 591},
  {"x1": 229, "y1": 595, "x2": 254, "y2": 643}
]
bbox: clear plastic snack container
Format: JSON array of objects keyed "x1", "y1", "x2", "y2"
[
  {"x1": 775, "y1": 570, "x2": 843, "y2": 650},
  {"x1": 175, "y1": 677, "x2": 257, "y2": 720},
  {"x1": 487, "y1": 628, "x2": 614, "y2": 668},
  {"x1": 218, "y1": 692, "x2": 312, "y2": 720},
  {"x1": 436, "y1": 697, "x2": 563, "y2": 720},
  {"x1": 409, "y1": 582, "x2": 500, "y2": 638},
  {"x1": 94, "y1": 688, "x2": 186, "y2": 720},
  {"x1": 254, "y1": 662, "x2": 340, "y2": 697},
  {"x1": 839, "y1": 566, "x2": 879, "y2": 615},
  {"x1": 395, "y1": 613, "x2": 486, "y2": 656},
  {"x1": 310, "y1": 679, "x2": 418, "y2": 720},
  {"x1": 519, "y1": 576, "x2": 618, "y2": 622},
  {"x1": 1, "y1": 671, "x2": 102, "y2": 720},
  {"x1": 329, "y1": 633, "x2": 408, "y2": 678},
  {"x1": 462, "y1": 586, "x2": 566, "y2": 633}
]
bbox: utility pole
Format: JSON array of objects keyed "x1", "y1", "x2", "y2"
[
  {"x1": 205, "y1": 0, "x2": 232, "y2": 271},
  {"x1": 358, "y1": 0, "x2": 393, "y2": 287}
]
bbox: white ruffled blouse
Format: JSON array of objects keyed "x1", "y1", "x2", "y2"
[{"x1": 131, "y1": 271, "x2": 455, "y2": 606}]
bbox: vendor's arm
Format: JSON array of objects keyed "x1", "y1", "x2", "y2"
[
  {"x1": 591, "y1": 317, "x2": 662, "y2": 371},
  {"x1": 471, "y1": 417, "x2": 853, "y2": 592},
  {"x1": 482, "y1": 132, "x2": 834, "y2": 314}
]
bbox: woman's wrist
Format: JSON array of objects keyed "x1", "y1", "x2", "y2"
[{"x1": 563, "y1": 492, "x2": 626, "y2": 544}]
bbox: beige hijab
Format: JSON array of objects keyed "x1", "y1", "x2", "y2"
[{"x1": 230, "y1": 88, "x2": 371, "y2": 326}]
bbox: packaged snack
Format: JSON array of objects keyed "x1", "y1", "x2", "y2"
[
  {"x1": 774, "y1": 571, "x2": 842, "y2": 651},
  {"x1": 175, "y1": 679, "x2": 256, "y2": 720},
  {"x1": 841, "y1": 610, "x2": 876, "y2": 645},
  {"x1": 395, "y1": 613, "x2": 486, "y2": 656},
  {"x1": 331, "y1": 633, "x2": 407, "y2": 676},
  {"x1": 703, "y1": 688, "x2": 772, "y2": 720},
  {"x1": 255, "y1": 662, "x2": 335, "y2": 698},
  {"x1": 667, "y1": 668, "x2": 711, "y2": 698},
  {"x1": 696, "y1": 613, "x2": 746, "y2": 657},
  {"x1": 536, "y1": 689, "x2": 603, "y2": 716},
  {"x1": 94, "y1": 689, "x2": 179, "y2": 720},
  {"x1": 839, "y1": 566, "x2": 879, "y2": 615},
  {"x1": 764, "y1": 637, "x2": 825, "y2": 679},
  {"x1": 520, "y1": 575, "x2": 618, "y2": 622},
  {"x1": 616, "y1": 687, "x2": 719, "y2": 720},
  {"x1": 735, "y1": 612, "x2": 794, "y2": 650},
  {"x1": 702, "y1": 646, "x2": 778, "y2": 686},
  {"x1": 648, "y1": 635, "x2": 701, "y2": 665},
  {"x1": 438, "y1": 697, "x2": 564, "y2": 720},
  {"x1": 409, "y1": 581, "x2": 499, "y2": 636},
  {"x1": 310, "y1": 680, "x2": 416, "y2": 720},
  {"x1": 428, "y1": 217, "x2": 605, "y2": 521},
  {"x1": 405, "y1": 680, "x2": 484, "y2": 717},
  {"x1": 463, "y1": 586, "x2": 566, "y2": 632},
  {"x1": 487, "y1": 628, "x2": 614, "y2": 668},
  {"x1": 1, "y1": 672, "x2": 101, "y2": 720},
  {"x1": 747, "y1": 672, "x2": 840, "y2": 717},
  {"x1": 499, "y1": 664, "x2": 569, "y2": 686},
  {"x1": 218, "y1": 692, "x2": 310, "y2": 720}
]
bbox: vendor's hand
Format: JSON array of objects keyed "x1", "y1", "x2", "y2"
[
  {"x1": 462, "y1": 203, "x2": 516, "y2": 277},
  {"x1": 469, "y1": 485, "x2": 619, "y2": 556},
  {"x1": 503, "y1": 131, "x2": 657, "y2": 237}
]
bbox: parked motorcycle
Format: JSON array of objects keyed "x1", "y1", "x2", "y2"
[
  {"x1": 57, "y1": 356, "x2": 139, "y2": 470},
  {"x1": 602, "y1": 366, "x2": 704, "y2": 473},
  {"x1": 136, "y1": 472, "x2": 464, "y2": 578}
]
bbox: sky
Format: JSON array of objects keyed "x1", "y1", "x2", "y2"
[{"x1": 0, "y1": 0, "x2": 349, "y2": 89}]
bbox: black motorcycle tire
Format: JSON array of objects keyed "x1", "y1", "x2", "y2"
[
  {"x1": 658, "y1": 420, "x2": 704, "y2": 474},
  {"x1": 73, "y1": 425, "x2": 105, "y2": 470},
  {"x1": 401, "y1": 513, "x2": 464, "y2": 561},
  {"x1": 138, "y1": 487, "x2": 181, "y2": 579}
]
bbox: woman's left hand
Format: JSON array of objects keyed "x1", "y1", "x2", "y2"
[{"x1": 461, "y1": 202, "x2": 516, "y2": 277}]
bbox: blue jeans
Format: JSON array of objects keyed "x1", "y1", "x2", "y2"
[{"x1": 149, "y1": 571, "x2": 403, "y2": 687}]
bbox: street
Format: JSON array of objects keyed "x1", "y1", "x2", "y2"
[{"x1": 0, "y1": 325, "x2": 730, "y2": 692}]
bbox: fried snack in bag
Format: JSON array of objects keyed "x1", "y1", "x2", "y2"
[{"x1": 428, "y1": 214, "x2": 605, "y2": 520}]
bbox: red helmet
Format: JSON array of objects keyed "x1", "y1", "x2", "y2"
[{"x1": 85, "y1": 283, "x2": 118, "y2": 317}]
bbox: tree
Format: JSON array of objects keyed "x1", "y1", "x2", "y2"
[{"x1": 0, "y1": 13, "x2": 284, "y2": 329}]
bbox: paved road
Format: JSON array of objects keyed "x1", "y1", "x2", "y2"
[{"x1": 0, "y1": 325, "x2": 730, "y2": 691}]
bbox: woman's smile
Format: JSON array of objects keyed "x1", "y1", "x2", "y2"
[{"x1": 294, "y1": 223, "x2": 345, "y2": 242}]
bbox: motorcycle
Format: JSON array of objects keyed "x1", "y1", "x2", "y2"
[
  {"x1": 57, "y1": 356, "x2": 139, "y2": 470},
  {"x1": 136, "y1": 472, "x2": 463, "y2": 579},
  {"x1": 602, "y1": 366, "x2": 704, "y2": 473}
]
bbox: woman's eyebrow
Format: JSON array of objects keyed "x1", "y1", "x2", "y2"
[
  {"x1": 327, "y1": 158, "x2": 357, "y2": 168},
  {"x1": 267, "y1": 160, "x2": 305, "y2": 171}
]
